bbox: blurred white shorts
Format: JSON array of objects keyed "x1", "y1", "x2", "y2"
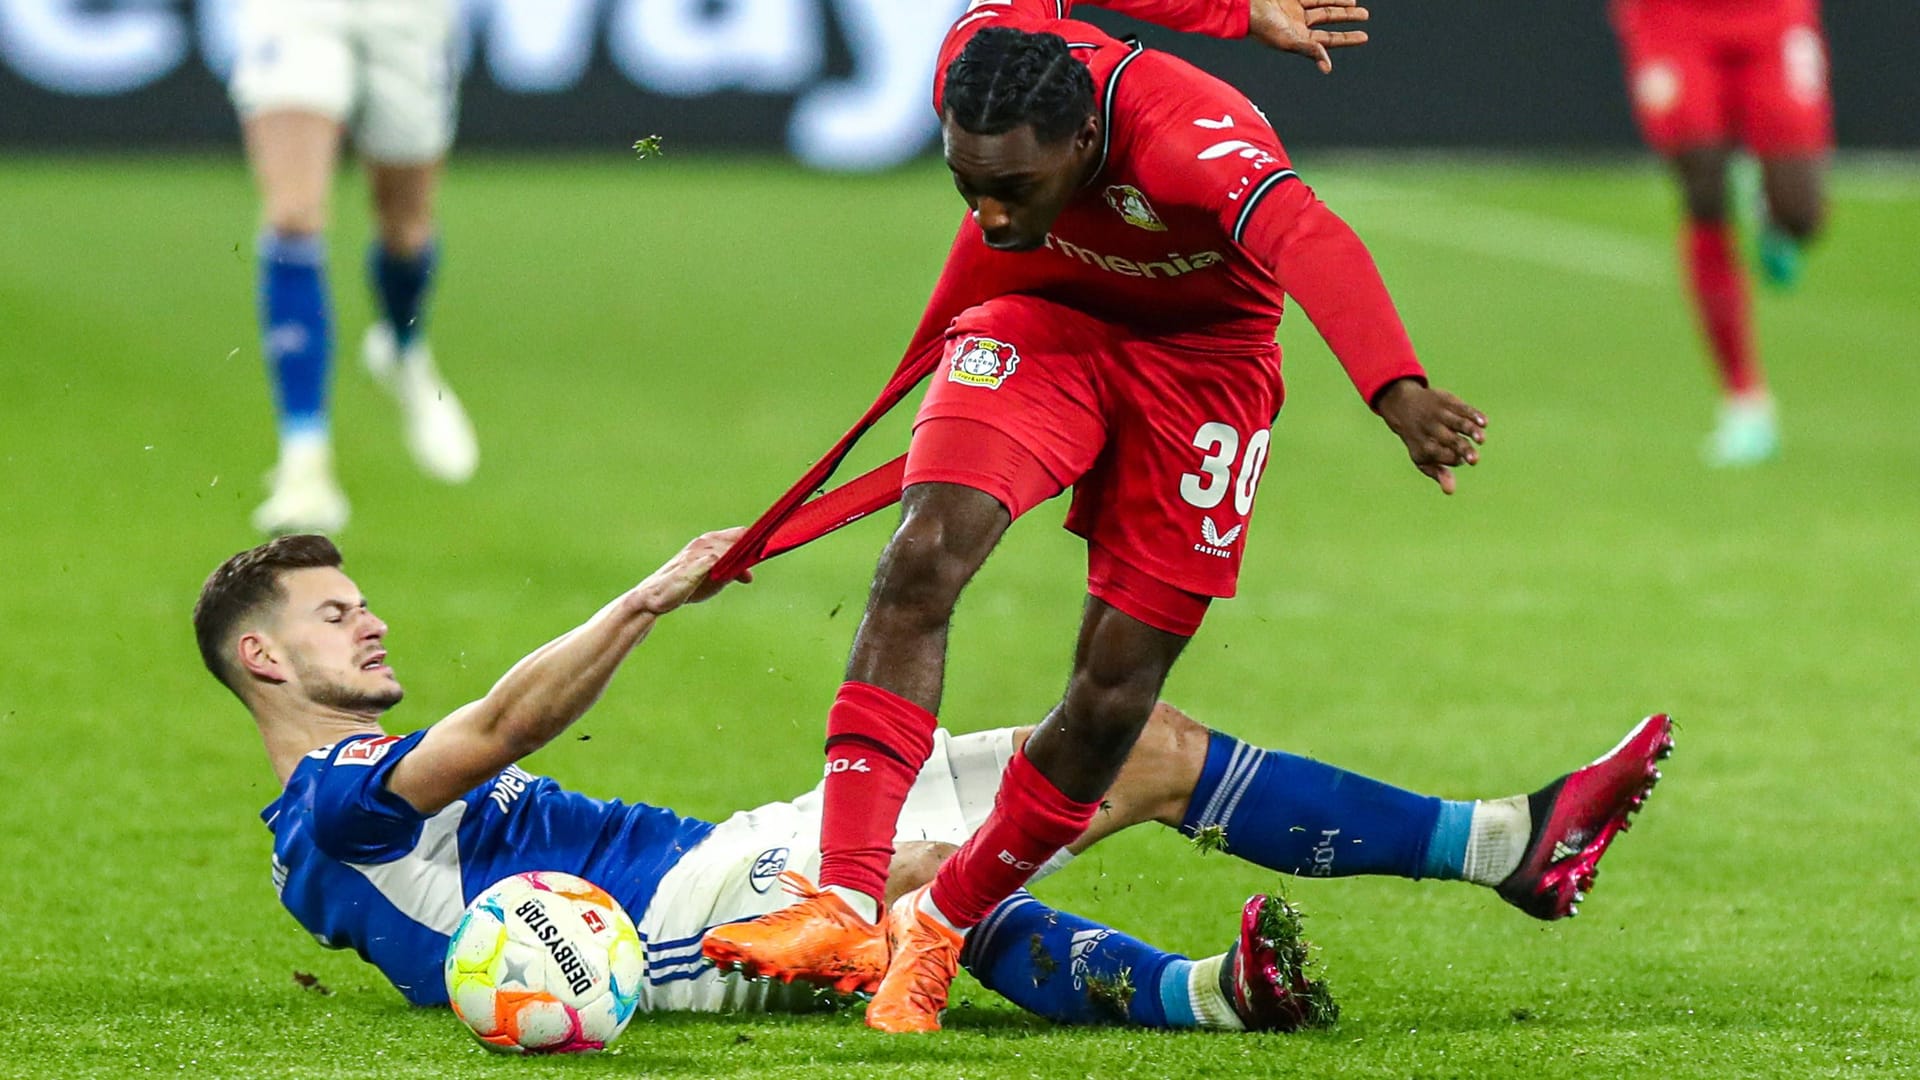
[
  {"x1": 229, "y1": 0, "x2": 458, "y2": 163},
  {"x1": 632, "y1": 726, "x2": 1072, "y2": 1014}
]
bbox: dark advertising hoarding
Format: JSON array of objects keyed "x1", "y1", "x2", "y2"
[{"x1": 1, "y1": 1, "x2": 1911, "y2": 168}]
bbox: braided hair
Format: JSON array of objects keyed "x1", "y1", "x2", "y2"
[{"x1": 942, "y1": 27, "x2": 1096, "y2": 144}]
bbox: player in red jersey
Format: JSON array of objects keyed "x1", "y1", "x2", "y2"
[
  {"x1": 1610, "y1": 0, "x2": 1832, "y2": 465},
  {"x1": 703, "y1": 0, "x2": 1537, "y2": 1032}
]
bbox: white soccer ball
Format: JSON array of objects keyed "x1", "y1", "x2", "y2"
[{"x1": 443, "y1": 871, "x2": 644, "y2": 1053}]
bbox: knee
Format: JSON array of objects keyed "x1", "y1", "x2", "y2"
[
  {"x1": 374, "y1": 199, "x2": 435, "y2": 255},
  {"x1": 1110, "y1": 703, "x2": 1213, "y2": 826},
  {"x1": 1681, "y1": 179, "x2": 1730, "y2": 223},
  {"x1": 1673, "y1": 155, "x2": 1730, "y2": 223},
  {"x1": 1143, "y1": 703, "x2": 1212, "y2": 759},
  {"x1": 879, "y1": 518, "x2": 983, "y2": 622},
  {"x1": 262, "y1": 199, "x2": 328, "y2": 237},
  {"x1": 867, "y1": 512, "x2": 987, "y2": 628},
  {"x1": 367, "y1": 173, "x2": 436, "y2": 253},
  {"x1": 1770, "y1": 199, "x2": 1824, "y2": 243}
]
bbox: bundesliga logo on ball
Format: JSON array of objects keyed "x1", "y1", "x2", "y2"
[{"x1": 444, "y1": 872, "x2": 643, "y2": 1053}]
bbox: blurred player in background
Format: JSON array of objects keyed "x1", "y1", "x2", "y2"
[
  {"x1": 1610, "y1": 0, "x2": 1833, "y2": 466},
  {"x1": 232, "y1": 0, "x2": 479, "y2": 534},
  {"x1": 193, "y1": 531, "x2": 1666, "y2": 1030}
]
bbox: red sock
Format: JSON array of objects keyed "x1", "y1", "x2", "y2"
[
  {"x1": 1684, "y1": 220, "x2": 1763, "y2": 397},
  {"x1": 927, "y1": 751, "x2": 1100, "y2": 929},
  {"x1": 817, "y1": 681, "x2": 938, "y2": 905}
]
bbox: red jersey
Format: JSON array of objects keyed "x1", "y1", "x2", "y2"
[
  {"x1": 706, "y1": 0, "x2": 1430, "y2": 587},
  {"x1": 909, "y1": 0, "x2": 1425, "y2": 406}
]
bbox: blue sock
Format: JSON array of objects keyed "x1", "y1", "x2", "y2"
[
  {"x1": 1182, "y1": 730, "x2": 1474, "y2": 881},
  {"x1": 370, "y1": 239, "x2": 436, "y2": 350},
  {"x1": 259, "y1": 232, "x2": 332, "y2": 440},
  {"x1": 962, "y1": 893, "x2": 1205, "y2": 1028}
]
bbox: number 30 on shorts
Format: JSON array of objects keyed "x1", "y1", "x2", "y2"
[{"x1": 1178, "y1": 421, "x2": 1272, "y2": 515}]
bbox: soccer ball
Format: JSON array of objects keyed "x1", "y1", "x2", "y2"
[{"x1": 443, "y1": 871, "x2": 644, "y2": 1053}]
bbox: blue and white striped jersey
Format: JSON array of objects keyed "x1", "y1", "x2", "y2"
[{"x1": 262, "y1": 732, "x2": 715, "y2": 1005}]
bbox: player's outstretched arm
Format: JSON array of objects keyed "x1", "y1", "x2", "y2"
[
  {"x1": 972, "y1": 0, "x2": 1366, "y2": 67},
  {"x1": 1090, "y1": 0, "x2": 1368, "y2": 66},
  {"x1": 385, "y1": 529, "x2": 747, "y2": 814},
  {"x1": 1240, "y1": 179, "x2": 1488, "y2": 492}
]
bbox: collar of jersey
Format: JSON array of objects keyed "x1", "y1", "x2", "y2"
[{"x1": 1084, "y1": 36, "x2": 1145, "y2": 186}]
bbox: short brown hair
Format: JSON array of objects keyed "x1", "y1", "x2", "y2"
[{"x1": 193, "y1": 534, "x2": 343, "y2": 694}]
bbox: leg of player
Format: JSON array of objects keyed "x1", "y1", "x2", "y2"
[
  {"x1": 1672, "y1": 147, "x2": 1776, "y2": 467},
  {"x1": 814, "y1": 481, "x2": 1012, "y2": 922},
  {"x1": 1755, "y1": 155, "x2": 1826, "y2": 291},
  {"x1": 713, "y1": 842, "x2": 1332, "y2": 1028},
  {"x1": 1084, "y1": 704, "x2": 1675, "y2": 920},
  {"x1": 962, "y1": 891, "x2": 1335, "y2": 1032},
  {"x1": 701, "y1": 483, "x2": 1013, "y2": 980},
  {"x1": 245, "y1": 111, "x2": 349, "y2": 535},
  {"x1": 362, "y1": 160, "x2": 478, "y2": 484},
  {"x1": 878, "y1": 843, "x2": 1329, "y2": 1029},
  {"x1": 870, "y1": 597, "x2": 1187, "y2": 1032}
]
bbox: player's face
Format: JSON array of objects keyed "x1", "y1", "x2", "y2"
[
  {"x1": 943, "y1": 113, "x2": 1098, "y2": 252},
  {"x1": 272, "y1": 567, "x2": 404, "y2": 714}
]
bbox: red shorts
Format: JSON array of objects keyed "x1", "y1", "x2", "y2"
[
  {"x1": 903, "y1": 295, "x2": 1284, "y2": 634},
  {"x1": 1611, "y1": 0, "x2": 1832, "y2": 158}
]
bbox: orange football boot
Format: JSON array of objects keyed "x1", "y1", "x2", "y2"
[
  {"x1": 699, "y1": 872, "x2": 886, "y2": 996},
  {"x1": 863, "y1": 885, "x2": 965, "y2": 1033}
]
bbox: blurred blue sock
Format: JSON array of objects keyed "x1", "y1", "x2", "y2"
[
  {"x1": 370, "y1": 239, "x2": 436, "y2": 350},
  {"x1": 962, "y1": 893, "x2": 1195, "y2": 1028},
  {"x1": 259, "y1": 232, "x2": 331, "y2": 440},
  {"x1": 1182, "y1": 730, "x2": 1470, "y2": 880}
]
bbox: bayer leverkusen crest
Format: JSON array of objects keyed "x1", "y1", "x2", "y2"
[
  {"x1": 948, "y1": 336, "x2": 1020, "y2": 390},
  {"x1": 1104, "y1": 184, "x2": 1166, "y2": 231}
]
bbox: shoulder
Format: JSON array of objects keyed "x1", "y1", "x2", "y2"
[
  {"x1": 1113, "y1": 53, "x2": 1290, "y2": 210},
  {"x1": 301, "y1": 731, "x2": 443, "y2": 862},
  {"x1": 306, "y1": 732, "x2": 418, "y2": 778},
  {"x1": 1116, "y1": 49, "x2": 1267, "y2": 134},
  {"x1": 324, "y1": 733, "x2": 408, "y2": 768}
]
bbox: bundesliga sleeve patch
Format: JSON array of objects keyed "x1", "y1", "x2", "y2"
[
  {"x1": 948, "y1": 336, "x2": 1021, "y2": 390},
  {"x1": 336, "y1": 735, "x2": 402, "y2": 767}
]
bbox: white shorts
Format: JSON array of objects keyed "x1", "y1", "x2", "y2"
[
  {"x1": 632, "y1": 726, "x2": 1071, "y2": 1014},
  {"x1": 229, "y1": 0, "x2": 459, "y2": 164}
]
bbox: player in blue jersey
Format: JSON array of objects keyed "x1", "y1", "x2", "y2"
[
  {"x1": 232, "y1": 0, "x2": 479, "y2": 534},
  {"x1": 193, "y1": 531, "x2": 1669, "y2": 1029}
]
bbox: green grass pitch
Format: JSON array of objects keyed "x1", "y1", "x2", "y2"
[{"x1": 1, "y1": 154, "x2": 1917, "y2": 1078}]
